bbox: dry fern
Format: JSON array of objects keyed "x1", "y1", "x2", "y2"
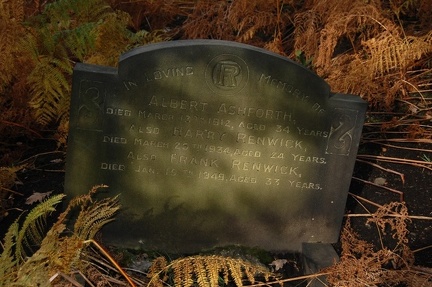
[
  {"x1": 0, "y1": 186, "x2": 121, "y2": 286},
  {"x1": 325, "y1": 202, "x2": 431, "y2": 287},
  {"x1": 0, "y1": 0, "x2": 25, "y2": 93},
  {"x1": 294, "y1": 0, "x2": 432, "y2": 110},
  {"x1": 148, "y1": 255, "x2": 272, "y2": 287},
  {"x1": 27, "y1": 55, "x2": 72, "y2": 126},
  {"x1": 181, "y1": 0, "x2": 293, "y2": 54},
  {"x1": 0, "y1": 0, "x2": 169, "y2": 134},
  {"x1": 364, "y1": 30, "x2": 432, "y2": 77},
  {"x1": 85, "y1": 10, "x2": 168, "y2": 67}
]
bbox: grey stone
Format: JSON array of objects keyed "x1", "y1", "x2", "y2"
[
  {"x1": 302, "y1": 242, "x2": 339, "y2": 286},
  {"x1": 65, "y1": 40, "x2": 366, "y2": 252}
]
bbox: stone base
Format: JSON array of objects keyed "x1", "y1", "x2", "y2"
[{"x1": 301, "y1": 242, "x2": 339, "y2": 287}]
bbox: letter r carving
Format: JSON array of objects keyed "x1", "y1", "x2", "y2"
[{"x1": 213, "y1": 61, "x2": 241, "y2": 88}]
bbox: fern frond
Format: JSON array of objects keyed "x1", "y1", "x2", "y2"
[
  {"x1": 27, "y1": 55, "x2": 72, "y2": 125},
  {"x1": 364, "y1": 30, "x2": 432, "y2": 76},
  {"x1": 14, "y1": 186, "x2": 120, "y2": 285},
  {"x1": 0, "y1": 222, "x2": 19, "y2": 286},
  {"x1": 193, "y1": 257, "x2": 211, "y2": 287},
  {"x1": 150, "y1": 255, "x2": 272, "y2": 287},
  {"x1": 59, "y1": 185, "x2": 107, "y2": 223},
  {"x1": 1, "y1": 186, "x2": 120, "y2": 286},
  {"x1": 43, "y1": 0, "x2": 111, "y2": 25},
  {"x1": 204, "y1": 256, "x2": 220, "y2": 287},
  {"x1": 148, "y1": 256, "x2": 168, "y2": 287},
  {"x1": 181, "y1": 0, "x2": 290, "y2": 50},
  {"x1": 15, "y1": 194, "x2": 66, "y2": 261},
  {"x1": 64, "y1": 22, "x2": 98, "y2": 61},
  {"x1": 0, "y1": 0, "x2": 26, "y2": 93},
  {"x1": 74, "y1": 195, "x2": 120, "y2": 240},
  {"x1": 227, "y1": 258, "x2": 244, "y2": 287},
  {"x1": 10, "y1": 0, "x2": 24, "y2": 22},
  {"x1": 390, "y1": 0, "x2": 417, "y2": 19}
]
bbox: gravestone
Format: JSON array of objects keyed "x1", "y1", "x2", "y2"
[{"x1": 65, "y1": 40, "x2": 366, "y2": 253}]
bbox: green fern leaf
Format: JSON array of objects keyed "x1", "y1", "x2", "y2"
[
  {"x1": 16, "y1": 194, "x2": 65, "y2": 261},
  {"x1": 0, "y1": 222, "x2": 19, "y2": 286},
  {"x1": 64, "y1": 22, "x2": 98, "y2": 61},
  {"x1": 43, "y1": 0, "x2": 111, "y2": 26}
]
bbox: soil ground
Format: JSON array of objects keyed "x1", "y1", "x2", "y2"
[
  {"x1": 347, "y1": 141, "x2": 432, "y2": 267},
  {"x1": 1, "y1": 134, "x2": 431, "y2": 283}
]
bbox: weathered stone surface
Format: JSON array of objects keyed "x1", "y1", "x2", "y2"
[{"x1": 65, "y1": 40, "x2": 366, "y2": 252}]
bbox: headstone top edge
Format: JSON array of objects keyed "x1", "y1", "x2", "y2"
[
  {"x1": 74, "y1": 62, "x2": 117, "y2": 74},
  {"x1": 331, "y1": 93, "x2": 368, "y2": 105},
  {"x1": 120, "y1": 39, "x2": 304, "y2": 68},
  {"x1": 120, "y1": 39, "x2": 279, "y2": 59}
]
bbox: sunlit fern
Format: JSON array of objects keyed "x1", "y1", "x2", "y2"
[
  {"x1": 0, "y1": 186, "x2": 120, "y2": 286},
  {"x1": 364, "y1": 30, "x2": 432, "y2": 77},
  {"x1": 148, "y1": 255, "x2": 272, "y2": 287}
]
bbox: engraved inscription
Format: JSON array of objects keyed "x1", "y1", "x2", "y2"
[
  {"x1": 145, "y1": 66, "x2": 193, "y2": 82},
  {"x1": 288, "y1": 180, "x2": 322, "y2": 190},
  {"x1": 66, "y1": 41, "x2": 366, "y2": 253},
  {"x1": 103, "y1": 135, "x2": 127, "y2": 144},
  {"x1": 138, "y1": 110, "x2": 174, "y2": 120},
  {"x1": 206, "y1": 54, "x2": 249, "y2": 94},
  {"x1": 170, "y1": 154, "x2": 219, "y2": 167},
  {"x1": 292, "y1": 154, "x2": 326, "y2": 164},
  {"x1": 101, "y1": 162, "x2": 125, "y2": 171},
  {"x1": 95, "y1": 98, "x2": 339, "y2": 188},
  {"x1": 236, "y1": 133, "x2": 304, "y2": 150},
  {"x1": 173, "y1": 127, "x2": 227, "y2": 141},
  {"x1": 218, "y1": 103, "x2": 292, "y2": 121},
  {"x1": 231, "y1": 160, "x2": 301, "y2": 177},
  {"x1": 212, "y1": 61, "x2": 241, "y2": 88},
  {"x1": 127, "y1": 152, "x2": 156, "y2": 161},
  {"x1": 259, "y1": 74, "x2": 309, "y2": 102},
  {"x1": 149, "y1": 96, "x2": 208, "y2": 112},
  {"x1": 106, "y1": 107, "x2": 131, "y2": 116}
]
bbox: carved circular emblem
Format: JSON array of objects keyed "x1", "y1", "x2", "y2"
[{"x1": 205, "y1": 54, "x2": 249, "y2": 95}]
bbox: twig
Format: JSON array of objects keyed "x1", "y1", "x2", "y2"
[
  {"x1": 357, "y1": 154, "x2": 432, "y2": 171},
  {"x1": 16, "y1": 151, "x2": 66, "y2": 166},
  {"x1": 32, "y1": 168, "x2": 65, "y2": 172},
  {"x1": 74, "y1": 271, "x2": 96, "y2": 287},
  {"x1": 399, "y1": 79, "x2": 428, "y2": 104},
  {"x1": 348, "y1": 193, "x2": 432, "y2": 221},
  {"x1": 371, "y1": 142, "x2": 432, "y2": 153},
  {"x1": 412, "y1": 245, "x2": 432, "y2": 254},
  {"x1": 244, "y1": 272, "x2": 332, "y2": 286},
  {"x1": 0, "y1": 120, "x2": 43, "y2": 138},
  {"x1": 352, "y1": 176, "x2": 404, "y2": 202},
  {"x1": 348, "y1": 193, "x2": 389, "y2": 209},
  {"x1": 355, "y1": 158, "x2": 405, "y2": 183},
  {"x1": 84, "y1": 239, "x2": 136, "y2": 287},
  {"x1": 345, "y1": 213, "x2": 432, "y2": 220},
  {"x1": 1, "y1": 187, "x2": 24, "y2": 196},
  {"x1": 363, "y1": 138, "x2": 432, "y2": 144},
  {"x1": 49, "y1": 272, "x2": 83, "y2": 286},
  {"x1": 348, "y1": 192, "x2": 387, "y2": 249}
]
